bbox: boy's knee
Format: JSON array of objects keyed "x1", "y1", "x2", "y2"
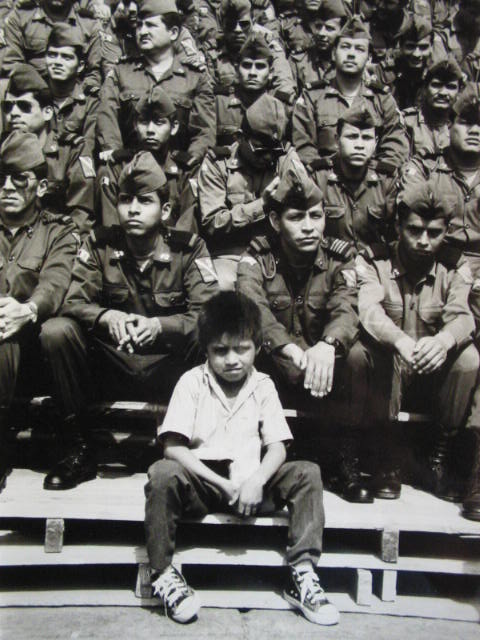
[
  {"x1": 146, "y1": 459, "x2": 186, "y2": 489},
  {"x1": 290, "y1": 460, "x2": 322, "y2": 488}
]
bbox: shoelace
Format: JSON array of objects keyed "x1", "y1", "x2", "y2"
[
  {"x1": 295, "y1": 571, "x2": 327, "y2": 605},
  {"x1": 153, "y1": 569, "x2": 188, "y2": 611}
]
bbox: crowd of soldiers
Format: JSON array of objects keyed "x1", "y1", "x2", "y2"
[{"x1": 0, "y1": 0, "x2": 480, "y2": 523}]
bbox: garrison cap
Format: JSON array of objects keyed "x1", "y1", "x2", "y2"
[
  {"x1": 137, "y1": 0, "x2": 178, "y2": 17},
  {"x1": 398, "y1": 14, "x2": 433, "y2": 42},
  {"x1": 135, "y1": 86, "x2": 176, "y2": 118},
  {"x1": 452, "y1": 85, "x2": 480, "y2": 123},
  {"x1": 47, "y1": 23, "x2": 86, "y2": 51},
  {"x1": 118, "y1": 151, "x2": 168, "y2": 196},
  {"x1": 239, "y1": 32, "x2": 272, "y2": 62},
  {"x1": 315, "y1": 0, "x2": 349, "y2": 20},
  {"x1": 338, "y1": 101, "x2": 380, "y2": 130},
  {"x1": 424, "y1": 56, "x2": 463, "y2": 84},
  {"x1": 0, "y1": 131, "x2": 46, "y2": 173},
  {"x1": 7, "y1": 63, "x2": 49, "y2": 95},
  {"x1": 336, "y1": 16, "x2": 371, "y2": 42},
  {"x1": 397, "y1": 180, "x2": 453, "y2": 220},
  {"x1": 267, "y1": 161, "x2": 323, "y2": 213},
  {"x1": 243, "y1": 94, "x2": 288, "y2": 144}
]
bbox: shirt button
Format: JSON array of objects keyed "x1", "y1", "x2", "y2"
[
  {"x1": 296, "y1": 296, "x2": 303, "y2": 304},
  {"x1": 465, "y1": 224, "x2": 470, "y2": 229},
  {"x1": 465, "y1": 195, "x2": 471, "y2": 202},
  {"x1": 8, "y1": 256, "x2": 14, "y2": 262},
  {"x1": 295, "y1": 329, "x2": 302, "y2": 337}
]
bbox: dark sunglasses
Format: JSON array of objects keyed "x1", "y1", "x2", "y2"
[
  {"x1": 248, "y1": 139, "x2": 285, "y2": 155},
  {"x1": 3, "y1": 99, "x2": 34, "y2": 115},
  {"x1": 0, "y1": 172, "x2": 32, "y2": 189}
]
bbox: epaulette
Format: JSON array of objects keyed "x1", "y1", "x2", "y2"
[
  {"x1": 437, "y1": 244, "x2": 463, "y2": 269},
  {"x1": 163, "y1": 227, "x2": 197, "y2": 249},
  {"x1": 304, "y1": 79, "x2": 326, "y2": 92},
  {"x1": 359, "y1": 242, "x2": 391, "y2": 262},
  {"x1": 402, "y1": 106, "x2": 419, "y2": 116},
  {"x1": 77, "y1": 7, "x2": 95, "y2": 18},
  {"x1": 373, "y1": 160, "x2": 396, "y2": 177},
  {"x1": 366, "y1": 76, "x2": 390, "y2": 94},
  {"x1": 90, "y1": 225, "x2": 123, "y2": 247},
  {"x1": 248, "y1": 235, "x2": 272, "y2": 255},
  {"x1": 309, "y1": 157, "x2": 334, "y2": 172},
  {"x1": 58, "y1": 132, "x2": 85, "y2": 147},
  {"x1": 324, "y1": 237, "x2": 356, "y2": 261},
  {"x1": 213, "y1": 84, "x2": 236, "y2": 96},
  {"x1": 207, "y1": 146, "x2": 231, "y2": 160},
  {"x1": 41, "y1": 210, "x2": 74, "y2": 226}
]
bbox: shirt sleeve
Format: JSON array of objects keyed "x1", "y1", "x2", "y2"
[
  {"x1": 157, "y1": 370, "x2": 199, "y2": 440},
  {"x1": 258, "y1": 376, "x2": 293, "y2": 446}
]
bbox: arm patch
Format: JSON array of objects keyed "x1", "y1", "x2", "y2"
[{"x1": 195, "y1": 257, "x2": 218, "y2": 283}]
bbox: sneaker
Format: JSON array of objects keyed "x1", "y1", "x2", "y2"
[
  {"x1": 152, "y1": 565, "x2": 200, "y2": 623},
  {"x1": 283, "y1": 567, "x2": 339, "y2": 626}
]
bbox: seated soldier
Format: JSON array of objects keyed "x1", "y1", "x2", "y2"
[
  {"x1": 99, "y1": 86, "x2": 186, "y2": 228},
  {"x1": 198, "y1": 93, "x2": 298, "y2": 290},
  {"x1": 356, "y1": 181, "x2": 479, "y2": 501},
  {"x1": 45, "y1": 23, "x2": 98, "y2": 158},
  {"x1": 0, "y1": 131, "x2": 78, "y2": 491},
  {"x1": 402, "y1": 57, "x2": 463, "y2": 165},
  {"x1": 3, "y1": 63, "x2": 96, "y2": 237},
  {"x1": 312, "y1": 102, "x2": 396, "y2": 252},
  {"x1": 236, "y1": 170, "x2": 374, "y2": 503},
  {"x1": 292, "y1": 16, "x2": 409, "y2": 174},
  {"x1": 40, "y1": 151, "x2": 219, "y2": 490},
  {"x1": 145, "y1": 290, "x2": 339, "y2": 626}
]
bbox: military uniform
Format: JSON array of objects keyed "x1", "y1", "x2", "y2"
[
  {"x1": 432, "y1": 14, "x2": 480, "y2": 74},
  {"x1": 49, "y1": 82, "x2": 98, "y2": 158},
  {"x1": 289, "y1": 49, "x2": 336, "y2": 94},
  {"x1": 292, "y1": 79, "x2": 409, "y2": 171},
  {"x1": 2, "y1": 1, "x2": 102, "y2": 93},
  {"x1": 97, "y1": 54, "x2": 216, "y2": 164},
  {"x1": 403, "y1": 106, "x2": 452, "y2": 161},
  {"x1": 312, "y1": 158, "x2": 396, "y2": 251}
]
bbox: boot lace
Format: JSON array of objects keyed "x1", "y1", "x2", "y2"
[
  {"x1": 294, "y1": 569, "x2": 327, "y2": 605},
  {"x1": 152, "y1": 567, "x2": 189, "y2": 613}
]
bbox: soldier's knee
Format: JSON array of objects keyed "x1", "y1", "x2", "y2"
[
  {"x1": 452, "y1": 344, "x2": 480, "y2": 375},
  {"x1": 39, "y1": 317, "x2": 82, "y2": 352},
  {"x1": 345, "y1": 339, "x2": 370, "y2": 373}
]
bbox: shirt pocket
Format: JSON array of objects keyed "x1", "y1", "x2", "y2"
[
  {"x1": 383, "y1": 300, "x2": 403, "y2": 324},
  {"x1": 324, "y1": 204, "x2": 346, "y2": 236},
  {"x1": 16, "y1": 256, "x2": 43, "y2": 272},
  {"x1": 153, "y1": 290, "x2": 186, "y2": 313},
  {"x1": 315, "y1": 114, "x2": 337, "y2": 150},
  {"x1": 102, "y1": 284, "x2": 129, "y2": 307},
  {"x1": 227, "y1": 191, "x2": 246, "y2": 206},
  {"x1": 418, "y1": 304, "x2": 442, "y2": 328}
]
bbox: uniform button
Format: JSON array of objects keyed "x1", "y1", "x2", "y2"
[
  {"x1": 410, "y1": 301, "x2": 415, "y2": 309},
  {"x1": 295, "y1": 296, "x2": 303, "y2": 304},
  {"x1": 465, "y1": 195, "x2": 471, "y2": 202},
  {"x1": 295, "y1": 330, "x2": 302, "y2": 337},
  {"x1": 465, "y1": 224, "x2": 470, "y2": 229},
  {"x1": 8, "y1": 256, "x2": 14, "y2": 262}
]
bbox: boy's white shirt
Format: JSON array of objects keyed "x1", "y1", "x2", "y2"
[{"x1": 158, "y1": 363, "x2": 293, "y2": 486}]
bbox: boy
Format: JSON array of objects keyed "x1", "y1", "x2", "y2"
[{"x1": 144, "y1": 291, "x2": 338, "y2": 626}]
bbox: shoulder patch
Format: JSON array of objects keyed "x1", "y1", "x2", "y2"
[
  {"x1": 77, "y1": 247, "x2": 91, "y2": 265},
  {"x1": 194, "y1": 257, "x2": 218, "y2": 283},
  {"x1": 341, "y1": 268, "x2": 357, "y2": 288},
  {"x1": 79, "y1": 156, "x2": 96, "y2": 178},
  {"x1": 248, "y1": 235, "x2": 272, "y2": 255}
]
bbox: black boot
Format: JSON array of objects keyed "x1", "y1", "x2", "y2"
[
  {"x1": 462, "y1": 430, "x2": 480, "y2": 521},
  {"x1": 424, "y1": 428, "x2": 462, "y2": 502},
  {"x1": 0, "y1": 407, "x2": 12, "y2": 494},
  {"x1": 370, "y1": 427, "x2": 402, "y2": 500},
  {"x1": 44, "y1": 426, "x2": 96, "y2": 490},
  {"x1": 332, "y1": 438, "x2": 374, "y2": 503}
]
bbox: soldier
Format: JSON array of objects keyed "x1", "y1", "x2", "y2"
[
  {"x1": 45, "y1": 23, "x2": 98, "y2": 157},
  {"x1": 3, "y1": 64, "x2": 96, "y2": 237},
  {"x1": 365, "y1": 0, "x2": 413, "y2": 65},
  {"x1": 97, "y1": 0, "x2": 215, "y2": 173},
  {"x1": 2, "y1": 0, "x2": 102, "y2": 94},
  {"x1": 204, "y1": 0, "x2": 296, "y2": 107},
  {"x1": 312, "y1": 103, "x2": 396, "y2": 252},
  {"x1": 356, "y1": 181, "x2": 478, "y2": 501},
  {"x1": 373, "y1": 15, "x2": 434, "y2": 110},
  {"x1": 0, "y1": 131, "x2": 78, "y2": 491},
  {"x1": 40, "y1": 151, "x2": 219, "y2": 490},
  {"x1": 236, "y1": 170, "x2": 374, "y2": 503},
  {"x1": 292, "y1": 16, "x2": 409, "y2": 174},
  {"x1": 402, "y1": 57, "x2": 463, "y2": 164},
  {"x1": 198, "y1": 93, "x2": 295, "y2": 290},
  {"x1": 288, "y1": 0, "x2": 349, "y2": 93}
]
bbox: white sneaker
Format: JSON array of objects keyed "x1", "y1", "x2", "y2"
[
  {"x1": 152, "y1": 565, "x2": 201, "y2": 623},
  {"x1": 283, "y1": 567, "x2": 339, "y2": 625}
]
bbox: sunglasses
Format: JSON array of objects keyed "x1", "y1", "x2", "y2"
[
  {"x1": 248, "y1": 139, "x2": 285, "y2": 155},
  {"x1": 0, "y1": 172, "x2": 33, "y2": 189},
  {"x1": 3, "y1": 100, "x2": 34, "y2": 115}
]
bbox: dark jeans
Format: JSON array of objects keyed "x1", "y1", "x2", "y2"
[{"x1": 144, "y1": 459, "x2": 325, "y2": 573}]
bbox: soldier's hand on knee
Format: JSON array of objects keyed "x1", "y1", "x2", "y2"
[
  {"x1": 0, "y1": 297, "x2": 36, "y2": 340},
  {"x1": 411, "y1": 336, "x2": 448, "y2": 374},
  {"x1": 99, "y1": 309, "x2": 134, "y2": 349},
  {"x1": 302, "y1": 342, "x2": 335, "y2": 398},
  {"x1": 127, "y1": 316, "x2": 162, "y2": 348}
]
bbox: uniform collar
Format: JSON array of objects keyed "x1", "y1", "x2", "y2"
[
  {"x1": 327, "y1": 79, "x2": 373, "y2": 99},
  {"x1": 109, "y1": 229, "x2": 172, "y2": 264},
  {"x1": 327, "y1": 155, "x2": 379, "y2": 186},
  {"x1": 203, "y1": 361, "x2": 260, "y2": 415},
  {"x1": 391, "y1": 242, "x2": 437, "y2": 283}
]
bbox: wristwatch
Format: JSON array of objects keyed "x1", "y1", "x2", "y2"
[{"x1": 322, "y1": 335, "x2": 341, "y2": 352}]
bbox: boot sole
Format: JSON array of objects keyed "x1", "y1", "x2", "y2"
[
  {"x1": 462, "y1": 509, "x2": 480, "y2": 522},
  {"x1": 374, "y1": 490, "x2": 401, "y2": 500}
]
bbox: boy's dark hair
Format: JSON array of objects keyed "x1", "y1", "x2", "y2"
[{"x1": 198, "y1": 291, "x2": 262, "y2": 351}]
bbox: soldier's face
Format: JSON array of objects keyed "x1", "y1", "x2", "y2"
[
  {"x1": 136, "y1": 15, "x2": 177, "y2": 53},
  {"x1": 400, "y1": 36, "x2": 432, "y2": 70},
  {"x1": 136, "y1": 114, "x2": 173, "y2": 150},
  {"x1": 271, "y1": 205, "x2": 325, "y2": 256},
  {"x1": 425, "y1": 78, "x2": 460, "y2": 111},
  {"x1": 117, "y1": 190, "x2": 164, "y2": 237},
  {"x1": 238, "y1": 57, "x2": 271, "y2": 91},
  {"x1": 303, "y1": 0, "x2": 322, "y2": 10},
  {"x1": 225, "y1": 10, "x2": 251, "y2": 50},
  {"x1": 399, "y1": 213, "x2": 447, "y2": 264},
  {"x1": 450, "y1": 117, "x2": 480, "y2": 155},
  {"x1": 207, "y1": 333, "x2": 257, "y2": 388},
  {"x1": 4, "y1": 91, "x2": 51, "y2": 135},
  {"x1": 0, "y1": 171, "x2": 39, "y2": 218},
  {"x1": 46, "y1": 46, "x2": 83, "y2": 83},
  {"x1": 311, "y1": 18, "x2": 343, "y2": 52},
  {"x1": 338, "y1": 123, "x2": 376, "y2": 167},
  {"x1": 334, "y1": 38, "x2": 369, "y2": 76}
]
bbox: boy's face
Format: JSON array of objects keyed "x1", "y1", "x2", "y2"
[
  {"x1": 207, "y1": 333, "x2": 257, "y2": 387},
  {"x1": 46, "y1": 45, "x2": 83, "y2": 82},
  {"x1": 117, "y1": 190, "x2": 165, "y2": 237},
  {"x1": 338, "y1": 122, "x2": 376, "y2": 167}
]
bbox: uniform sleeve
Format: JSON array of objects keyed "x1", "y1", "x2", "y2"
[
  {"x1": 292, "y1": 92, "x2": 319, "y2": 167},
  {"x1": 29, "y1": 225, "x2": 78, "y2": 321},
  {"x1": 197, "y1": 155, "x2": 265, "y2": 237},
  {"x1": 258, "y1": 376, "x2": 293, "y2": 446},
  {"x1": 96, "y1": 67, "x2": 123, "y2": 152},
  {"x1": 438, "y1": 264, "x2": 475, "y2": 349},
  {"x1": 356, "y1": 254, "x2": 406, "y2": 349},
  {"x1": 82, "y1": 20, "x2": 102, "y2": 94},
  {"x1": 321, "y1": 257, "x2": 359, "y2": 353},
  {"x1": 1, "y1": 11, "x2": 25, "y2": 76},
  {"x1": 236, "y1": 253, "x2": 292, "y2": 351},
  {"x1": 64, "y1": 143, "x2": 96, "y2": 238},
  {"x1": 157, "y1": 370, "x2": 199, "y2": 440},
  {"x1": 186, "y1": 68, "x2": 216, "y2": 163},
  {"x1": 375, "y1": 93, "x2": 410, "y2": 170},
  {"x1": 268, "y1": 39, "x2": 297, "y2": 103}
]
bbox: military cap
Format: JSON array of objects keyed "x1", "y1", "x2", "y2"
[
  {"x1": 424, "y1": 57, "x2": 463, "y2": 85},
  {"x1": 221, "y1": 0, "x2": 251, "y2": 24},
  {"x1": 315, "y1": 0, "x2": 349, "y2": 20},
  {"x1": 338, "y1": 101, "x2": 380, "y2": 130},
  {"x1": 243, "y1": 94, "x2": 288, "y2": 145},
  {"x1": 0, "y1": 131, "x2": 46, "y2": 173},
  {"x1": 398, "y1": 14, "x2": 433, "y2": 42},
  {"x1": 397, "y1": 180, "x2": 453, "y2": 220},
  {"x1": 7, "y1": 63, "x2": 49, "y2": 95},
  {"x1": 134, "y1": 86, "x2": 177, "y2": 118},
  {"x1": 47, "y1": 23, "x2": 86, "y2": 51},
  {"x1": 452, "y1": 86, "x2": 480, "y2": 123},
  {"x1": 267, "y1": 162, "x2": 323, "y2": 213},
  {"x1": 118, "y1": 151, "x2": 168, "y2": 196},
  {"x1": 238, "y1": 32, "x2": 272, "y2": 63},
  {"x1": 137, "y1": 0, "x2": 178, "y2": 17},
  {"x1": 336, "y1": 16, "x2": 371, "y2": 42}
]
